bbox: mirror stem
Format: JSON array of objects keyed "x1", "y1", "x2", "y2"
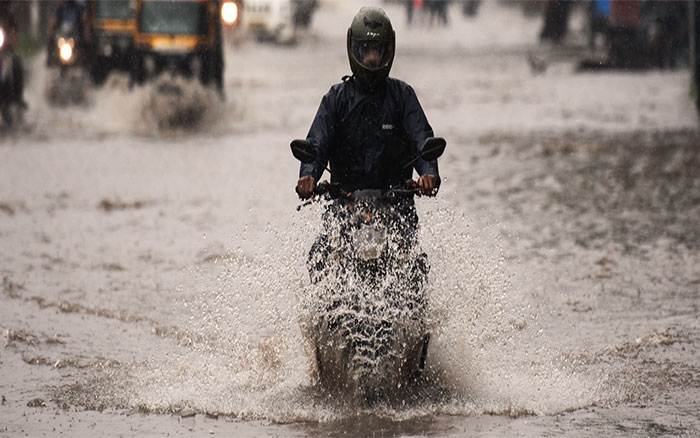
[{"x1": 401, "y1": 155, "x2": 420, "y2": 171}]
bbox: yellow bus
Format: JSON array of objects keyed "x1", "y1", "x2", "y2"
[
  {"x1": 131, "y1": 0, "x2": 226, "y2": 92},
  {"x1": 88, "y1": 0, "x2": 136, "y2": 83}
]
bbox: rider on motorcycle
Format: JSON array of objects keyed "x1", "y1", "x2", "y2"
[
  {"x1": 0, "y1": 0, "x2": 26, "y2": 110},
  {"x1": 46, "y1": 0, "x2": 91, "y2": 66},
  {"x1": 296, "y1": 6, "x2": 442, "y2": 288},
  {"x1": 296, "y1": 6, "x2": 440, "y2": 219},
  {"x1": 293, "y1": 9, "x2": 443, "y2": 397}
]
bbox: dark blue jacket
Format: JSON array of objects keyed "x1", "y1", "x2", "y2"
[
  {"x1": 300, "y1": 76, "x2": 440, "y2": 193},
  {"x1": 52, "y1": 1, "x2": 87, "y2": 39}
]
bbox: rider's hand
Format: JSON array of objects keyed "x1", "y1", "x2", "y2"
[
  {"x1": 296, "y1": 176, "x2": 316, "y2": 199},
  {"x1": 417, "y1": 174, "x2": 438, "y2": 196}
]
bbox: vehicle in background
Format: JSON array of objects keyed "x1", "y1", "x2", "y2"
[
  {"x1": 88, "y1": 0, "x2": 136, "y2": 84},
  {"x1": 583, "y1": 0, "x2": 689, "y2": 70},
  {"x1": 1, "y1": 22, "x2": 27, "y2": 126},
  {"x1": 48, "y1": 13, "x2": 84, "y2": 74},
  {"x1": 693, "y1": 0, "x2": 699, "y2": 114},
  {"x1": 292, "y1": 0, "x2": 317, "y2": 28},
  {"x1": 242, "y1": 0, "x2": 316, "y2": 44},
  {"x1": 43, "y1": 1, "x2": 96, "y2": 106},
  {"x1": 46, "y1": 1, "x2": 90, "y2": 75},
  {"x1": 131, "y1": 0, "x2": 224, "y2": 92}
]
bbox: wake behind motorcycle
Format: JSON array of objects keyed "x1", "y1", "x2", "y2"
[
  {"x1": 291, "y1": 137, "x2": 446, "y2": 404},
  {"x1": 0, "y1": 26, "x2": 26, "y2": 127}
]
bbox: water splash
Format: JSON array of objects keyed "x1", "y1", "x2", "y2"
[
  {"x1": 133, "y1": 76, "x2": 225, "y2": 135},
  {"x1": 93, "y1": 200, "x2": 608, "y2": 421},
  {"x1": 44, "y1": 68, "x2": 92, "y2": 107},
  {"x1": 21, "y1": 53, "x2": 230, "y2": 139}
]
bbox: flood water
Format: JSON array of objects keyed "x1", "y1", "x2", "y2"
[{"x1": 1, "y1": 1, "x2": 699, "y2": 437}]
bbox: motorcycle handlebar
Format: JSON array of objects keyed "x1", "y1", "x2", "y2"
[{"x1": 296, "y1": 180, "x2": 424, "y2": 209}]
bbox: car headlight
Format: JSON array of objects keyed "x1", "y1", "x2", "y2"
[
  {"x1": 0, "y1": 28, "x2": 5, "y2": 49},
  {"x1": 221, "y1": 1, "x2": 239, "y2": 25}
]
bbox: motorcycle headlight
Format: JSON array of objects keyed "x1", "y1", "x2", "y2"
[
  {"x1": 353, "y1": 226, "x2": 387, "y2": 261},
  {"x1": 221, "y1": 1, "x2": 239, "y2": 25},
  {"x1": 0, "y1": 28, "x2": 5, "y2": 49},
  {"x1": 58, "y1": 37, "x2": 74, "y2": 62}
]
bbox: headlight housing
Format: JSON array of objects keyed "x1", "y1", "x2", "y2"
[{"x1": 353, "y1": 225, "x2": 387, "y2": 261}]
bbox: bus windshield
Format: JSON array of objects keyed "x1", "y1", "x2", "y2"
[
  {"x1": 96, "y1": 0, "x2": 133, "y2": 20},
  {"x1": 138, "y1": 1, "x2": 208, "y2": 35}
]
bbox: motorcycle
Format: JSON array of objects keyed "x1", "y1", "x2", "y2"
[
  {"x1": 291, "y1": 137, "x2": 446, "y2": 404},
  {"x1": 0, "y1": 25, "x2": 26, "y2": 126},
  {"x1": 48, "y1": 17, "x2": 84, "y2": 74},
  {"x1": 46, "y1": 16, "x2": 90, "y2": 105}
]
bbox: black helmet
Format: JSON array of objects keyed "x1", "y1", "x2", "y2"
[{"x1": 347, "y1": 7, "x2": 395, "y2": 89}]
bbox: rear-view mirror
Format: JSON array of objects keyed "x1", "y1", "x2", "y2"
[
  {"x1": 290, "y1": 139, "x2": 316, "y2": 164},
  {"x1": 419, "y1": 137, "x2": 446, "y2": 162}
]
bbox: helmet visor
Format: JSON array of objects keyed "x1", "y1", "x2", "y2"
[{"x1": 350, "y1": 39, "x2": 394, "y2": 71}]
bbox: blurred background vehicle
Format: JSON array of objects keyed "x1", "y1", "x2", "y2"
[
  {"x1": 44, "y1": 0, "x2": 94, "y2": 105},
  {"x1": 693, "y1": 0, "x2": 700, "y2": 114},
  {"x1": 131, "y1": 0, "x2": 224, "y2": 93},
  {"x1": 292, "y1": 0, "x2": 317, "y2": 28},
  {"x1": 243, "y1": 0, "x2": 295, "y2": 43},
  {"x1": 0, "y1": 0, "x2": 26, "y2": 126},
  {"x1": 604, "y1": 0, "x2": 689, "y2": 69},
  {"x1": 88, "y1": 0, "x2": 136, "y2": 85},
  {"x1": 46, "y1": 0, "x2": 90, "y2": 74},
  {"x1": 577, "y1": 0, "x2": 690, "y2": 70},
  {"x1": 242, "y1": 0, "x2": 316, "y2": 44}
]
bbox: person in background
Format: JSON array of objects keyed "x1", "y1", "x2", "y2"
[{"x1": 46, "y1": 0, "x2": 90, "y2": 65}]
